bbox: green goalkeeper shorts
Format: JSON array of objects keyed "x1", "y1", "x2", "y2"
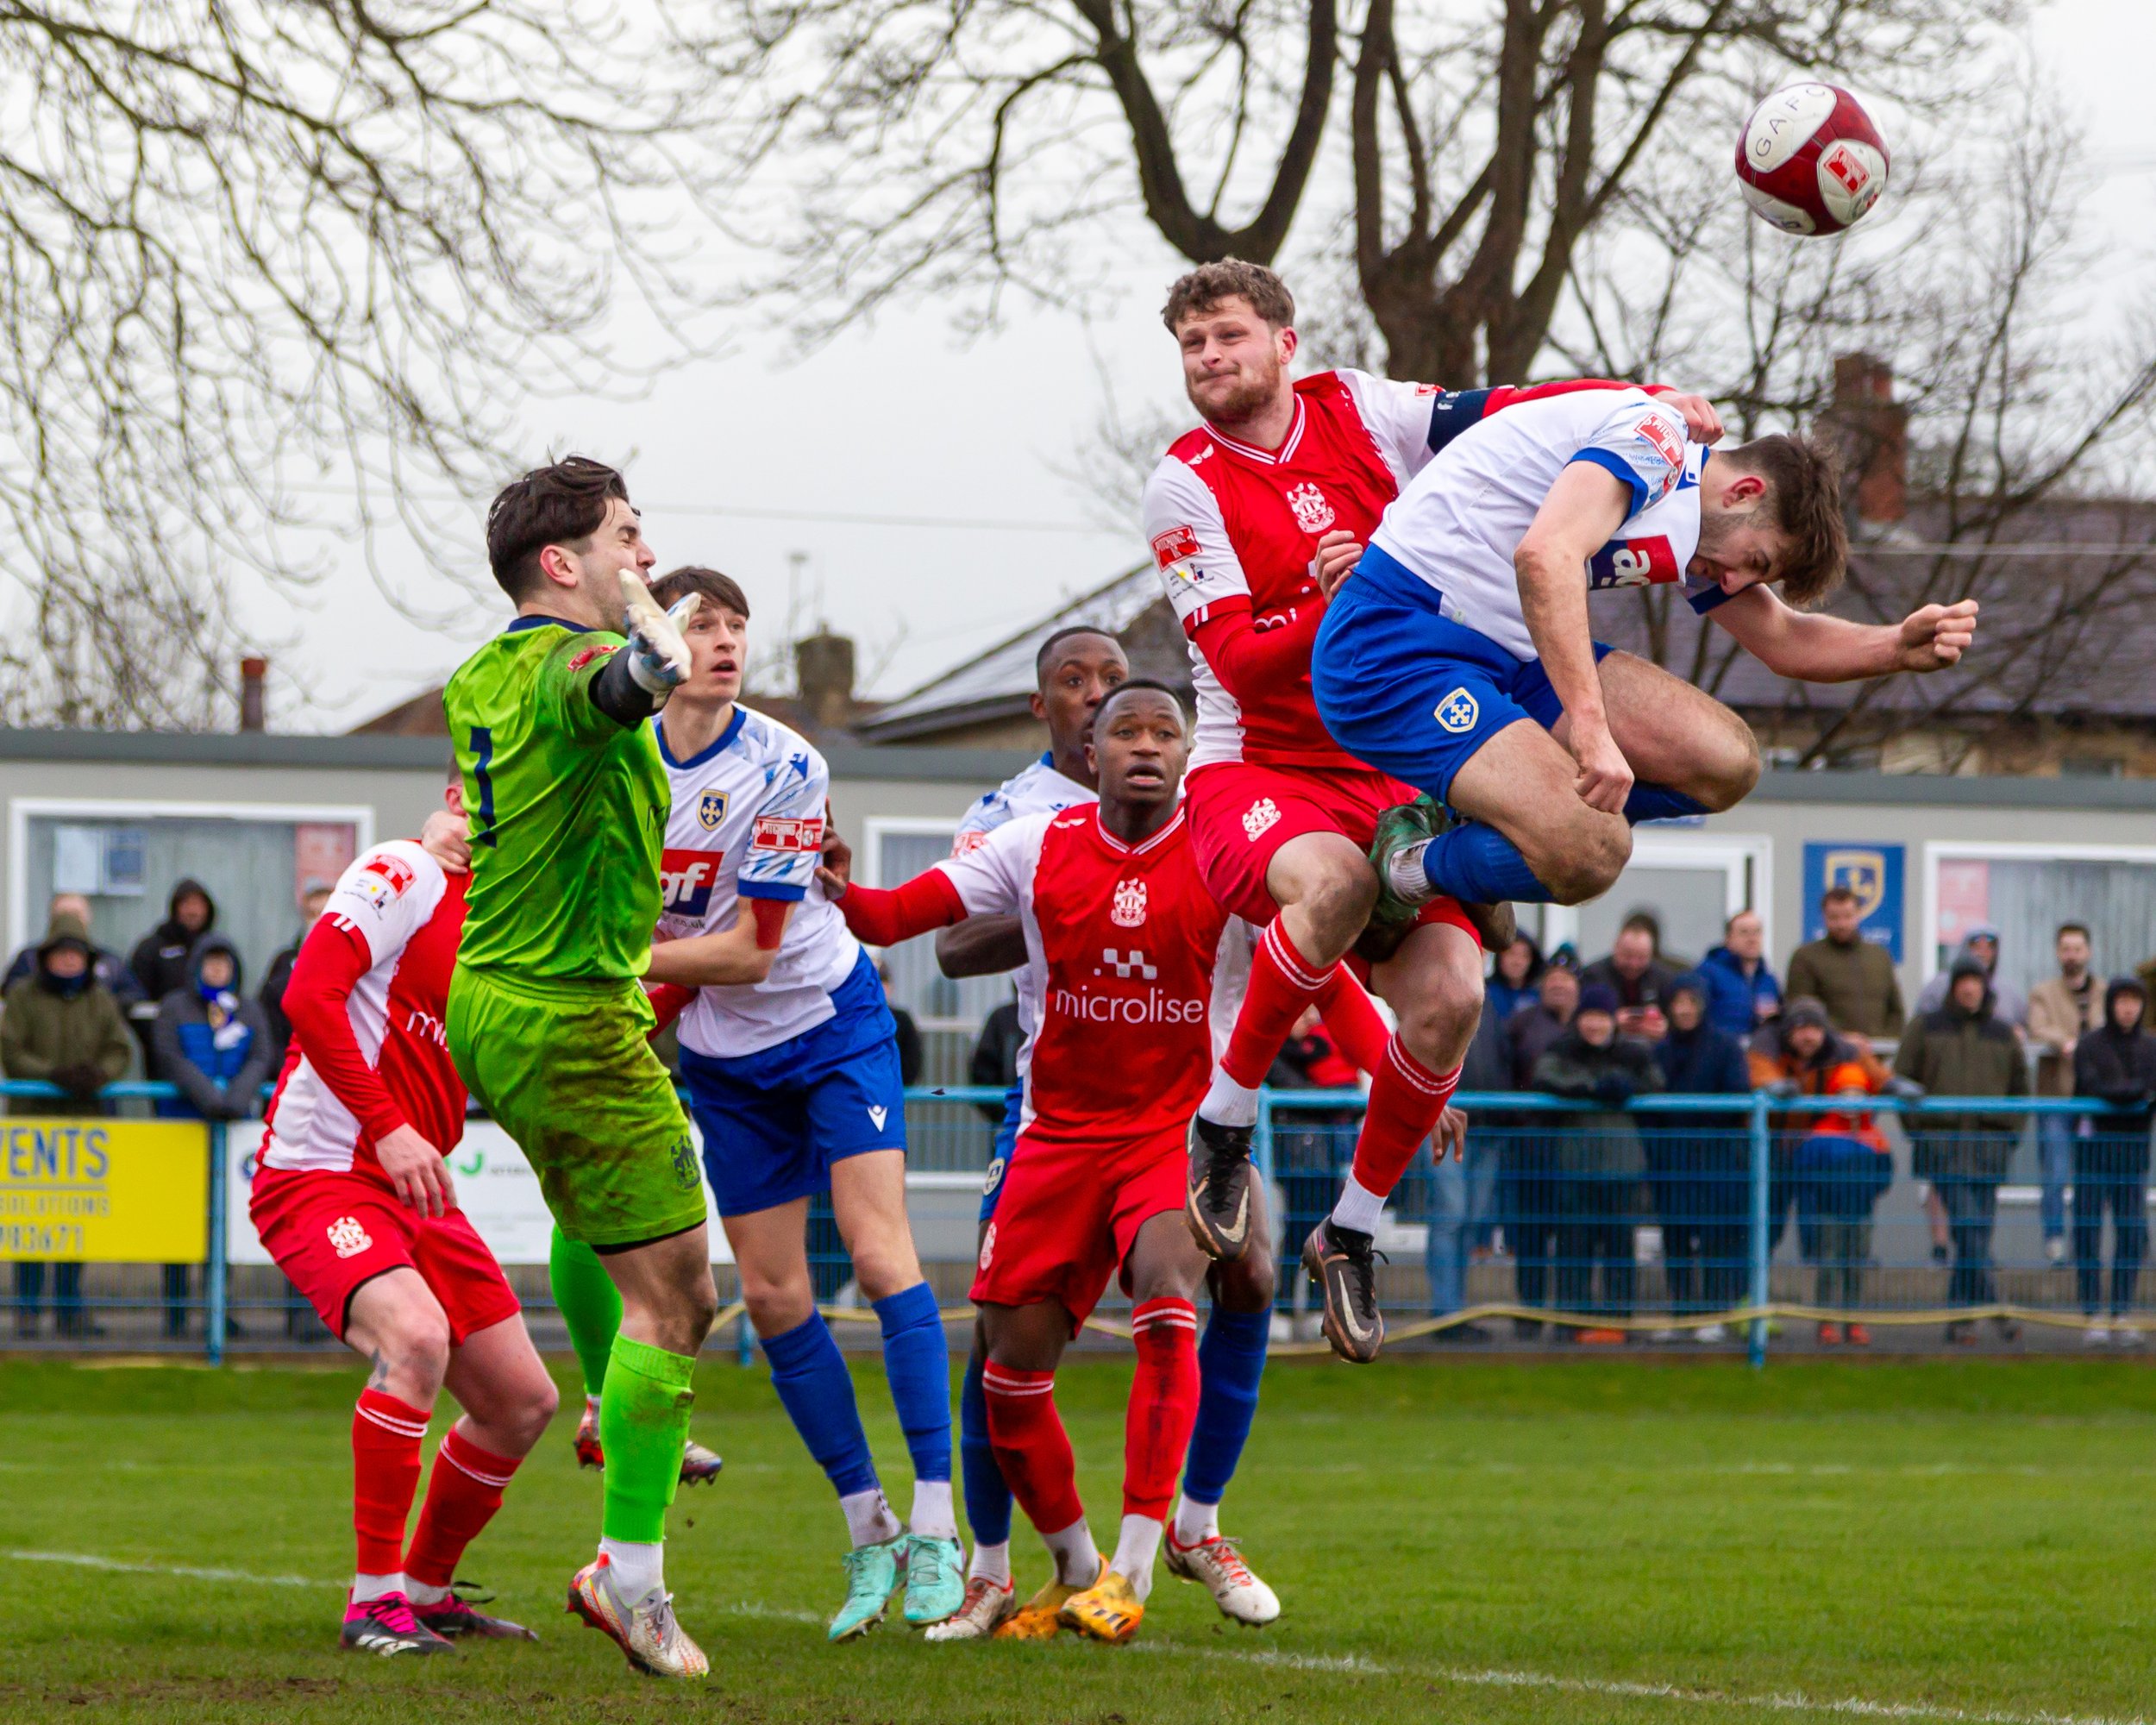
[{"x1": 448, "y1": 966, "x2": 706, "y2": 1251}]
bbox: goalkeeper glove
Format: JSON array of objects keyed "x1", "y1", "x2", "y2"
[{"x1": 619, "y1": 570, "x2": 699, "y2": 696}]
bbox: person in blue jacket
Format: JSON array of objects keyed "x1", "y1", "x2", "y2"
[
  {"x1": 1699, "y1": 909, "x2": 1781, "y2": 1042},
  {"x1": 1650, "y1": 975, "x2": 1752, "y2": 1339}
]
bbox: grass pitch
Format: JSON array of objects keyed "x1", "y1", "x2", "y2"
[{"x1": 3, "y1": 1352, "x2": 2153, "y2": 1723}]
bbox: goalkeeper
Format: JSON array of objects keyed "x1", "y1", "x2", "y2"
[{"x1": 443, "y1": 455, "x2": 715, "y2": 1678}]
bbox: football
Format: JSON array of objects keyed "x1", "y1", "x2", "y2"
[{"x1": 1734, "y1": 82, "x2": 1890, "y2": 235}]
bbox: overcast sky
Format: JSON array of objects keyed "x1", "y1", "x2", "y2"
[{"x1": 246, "y1": 0, "x2": 2156, "y2": 735}]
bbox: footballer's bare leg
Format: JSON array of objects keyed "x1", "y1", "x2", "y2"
[
  {"x1": 1442, "y1": 719, "x2": 1632, "y2": 906},
  {"x1": 602, "y1": 1226, "x2": 720, "y2": 1358},
  {"x1": 1555, "y1": 650, "x2": 1762, "y2": 814}
]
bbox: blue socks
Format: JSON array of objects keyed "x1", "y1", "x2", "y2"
[
  {"x1": 959, "y1": 1346, "x2": 1013, "y2": 1546},
  {"x1": 1419, "y1": 782, "x2": 1711, "y2": 904},
  {"x1": 762, "y1": 1311, "x2": 879, "y2": 1499},
  {"x1": 1623, "y1": 785, "x2": 1710, "y2": 824},
  {"x1": 1182, "y1": 1304, "x2": 1271, "y2": 1507},
  {"x1": 872, "y1": 1282, "x2": 952, "y2": 1486}
]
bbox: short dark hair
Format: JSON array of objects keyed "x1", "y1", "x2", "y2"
[
  {"x1": 1034, "y1": 625, "x2": 1125, "y2": 683},
  {"x1": 1720, "y1": 433, "x2": 1846, "y2": 607},
  {"x1": 649, "y1": 565, "x2": 751, "y2": 620},
  {"x1": 1821, "y1": 884, "x2": 1860, "y2": 908},
  {"x1": 1161, "y1": 260, "x2": 1294, "y2": 333},
  {"x1": 1619, "y1": 910, "x2": 1662, "y2": 950},
  {"x1": 2057, "y1": 921, "x2": 2091, "y2": 944},
  {"x1": 1094, "y1": 677, "x2": 1188, "y2": 729},
  {"x1": 486, "y1": 456, "x2": 630, "y2": 599}
]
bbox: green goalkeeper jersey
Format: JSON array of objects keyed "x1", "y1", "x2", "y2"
[{"x1": 443, "y1": 618, "x2": 668, "y2": 982}]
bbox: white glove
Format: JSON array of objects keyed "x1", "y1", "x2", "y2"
[{"x1": 619, "y1": 571, "x2": 699, "y2": 696}]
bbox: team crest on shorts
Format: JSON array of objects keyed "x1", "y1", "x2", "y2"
[
  {"x1": 978, "y1": 1222, "x2": 996, "y2": 1271},
  {"x1": 669, "y1": 1135, "x2": 699, "y2": 1189},
  {"x1": 1242, "y1": 798, "x2": 1282, "y2": 841},
  {"x1": 698, "y1": 791, "x2": 729, "y2": 831},
  {"x1": 1111, "y1": 877, "x2": 1148, "y2": 928},
  {"x1": 1435, "y1": 688, "x2": 1480, "y2": 735},
  {"x1": 1285, "y1": 482, "x2": 1336, "y2": 534},
  {"x1": 327, "y1": 1216, "x2": 373, "y2": 1259}
]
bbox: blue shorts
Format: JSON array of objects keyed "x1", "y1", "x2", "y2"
[
  {"x1": 680, "y1": 950, "x2": 908, "y2": 1218},
  {"x1": 1310, "y1": 547, "x2": 1612, "y2": 802},
  {"x1": 979, "y1": 1081, "x2": 1025, "y2": 1224}
]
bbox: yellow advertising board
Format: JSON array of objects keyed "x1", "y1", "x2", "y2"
[{"x1": 0, "y1": 1120, "x2": 210, "y2": 1263}]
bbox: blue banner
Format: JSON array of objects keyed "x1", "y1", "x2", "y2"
[{"x1": 1802, "y1": 842, "x2": 1904, "y2": 961}]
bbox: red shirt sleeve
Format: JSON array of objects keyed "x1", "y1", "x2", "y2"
[
  {"x1": 837, "y1": 870, "x2": 968, "y2": 947},
  {"x1": 283, "y1": 919, "x2": 408, "y2": 1143},
  {"x1": 1187, "y1": 599, "x2": 1326, "y2": 706},
  {"x1": 645, "y1": 982, "x2": 695, "y2": 1039}
]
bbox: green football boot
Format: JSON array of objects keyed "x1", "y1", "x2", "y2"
[
  {"x1": 901, "y1": 1532, "x2": 967, "y2": 1626},
  {"x1": 829, "y1": 1534, "x2": 906, "y2": 1642}
]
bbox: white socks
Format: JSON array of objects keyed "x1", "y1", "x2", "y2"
[
  {"x1": 1042, "y1": 1517, "x2": 1100, "y2": 1587},
  {"x1": 351, "y1": 1571, "x2": 403, "y2": 1605},
  {"x1": 1331, "y1": 1172, "x2": 1387, "y2": 1236},
  {"x1": 1200, "y1": 1070, "x2": 1262, "y2": 1129},
  {"x1": 1173, "y1": 1493, "x2": 1219, "y2": 1549},
  {"x1": 1112, "y1": 1515, "x2": 1163, "y2": 1601},
  {"x1": 600, "y1": 1538, "x2": 664, "y2": 1601},
  {"x1": 968, "y1": 1540, "x2": 1012, "y2": 1587},
  {"x1": 1386, "y1": 840, "x2": 1434, "y2": 902},
  {"x1": 910, "y1": 1478, "x2": 957, "y2": 1541},
  {"x1": 841, "y1": 1486, "x2": 904, "y2": 1550},
  {"x1": 404, "y1": 1578, "x2": 450, "y2": 1607}
]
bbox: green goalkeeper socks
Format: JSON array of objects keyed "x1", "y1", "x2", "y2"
[
  {"x1": 600, "y1": 1333, "x2": 698, "y2": 1545},
  {"x1": 549, "y1": 1226, "x2": 624, "y2": 1400}
]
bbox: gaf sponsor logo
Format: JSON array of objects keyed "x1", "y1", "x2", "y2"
[
  {"x1": 1588, "y1": 536, "x2": 1680, "y2": 589},
  {"x1": 660, "y1": 848, "x2": 724, "y2": 918},
  {"x1": 752, "y1": 815, "x2": 823, "y2": 854}
]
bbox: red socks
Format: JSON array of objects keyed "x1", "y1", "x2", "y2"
[
  {"x1": 1220, "y1": 921, "x2": 1338, "y2": 1091},
  {"x1": 352, "y1": 1389, "x2": 429, "y2": 1576},
  {"x1": 983, "y1": 1363, "x2": 1085, "y2": 1536},
  {"x1": 404, "y1": 1422, "x2": 523, "y2": 1590},
  {"x1": 1351, "y1": 1038, "x2": 1464, "y2": 1198},
  {"x1": 1313, "y1": 967, "x2": 1391, "y2": 1075},
  {"x1": 1125, "y1": 1300, "x2": 1200, "y2": 1520}
]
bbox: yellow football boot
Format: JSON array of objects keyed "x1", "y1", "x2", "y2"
[
  {"x1": 1056, "y1": 1569, "x2": 1144, "y2": 1644},
  {"x1": 991, "y1": 1559, "x2": 1103, "y2": 1641}
]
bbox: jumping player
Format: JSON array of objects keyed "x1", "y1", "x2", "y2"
[
  {"x1": 635, "y1": 565, "x2": 962, "y2": 1641},
  {"x1": 924, "y1": 627, "x2": 1311, "y2": 1636},
  {"x1": 1309, "y1": 390, "x2": 1977, "y2": 925},
  {"x1": 824, "y1": 681, "x2": 1250, "y2": 1645},
  {"x1": 249, "y1": 792, "x2": 555, "y2": 1656},
  {"x1": 443, "y1": 456, "x2": 717, "y2": 1678},
  {"x1": 1144, "y1": 260, "x2": 1725, "y2": 1361}
]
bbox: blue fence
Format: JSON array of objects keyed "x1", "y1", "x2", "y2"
[{"x1": 5, "y1": 1082, "x2": 2148, "y2": 1363}]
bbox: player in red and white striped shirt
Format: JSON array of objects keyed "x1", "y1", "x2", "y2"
[{"x1": 249, "y1": 785, "x2": 557, "y2": 1656}]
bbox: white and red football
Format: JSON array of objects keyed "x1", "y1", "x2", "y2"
[{"x1": 1734, "y1": 84, "x2": 1890, "y2": 236}]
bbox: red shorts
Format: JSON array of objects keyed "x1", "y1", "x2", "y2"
[
  {"x1": 1184, "y1": 759, "x2": 1480, "y2": 944},
  {"x1": 249, "y1": 1165, "x2": 521, "y2": 1344},
  {"x1": 969, "y1": 1126, "x2": 1186, "y2": 1328}
]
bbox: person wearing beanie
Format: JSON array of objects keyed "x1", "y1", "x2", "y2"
[
  {"x1": 1747, "y1": 994, "x2": 1890, "y2": 1262},
  {"x1": 2069, "y1": 976, "x2": 2156, "y2": 1345},
  {"x1": 1795, "y1": 1063, "x2": 1893, "y2": 1346},
  {"x1": 1649, "y1": 975, "x2": 1750, "y2": 1340},
  {"x1": 1895, "y1": 954, "x2": 2028, "y2": 1345},
  {"x1": 1503, "y1": 959, "x2": 1580, "y2": 1332}
]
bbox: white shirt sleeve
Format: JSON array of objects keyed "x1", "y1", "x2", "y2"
[
  {"x1": 1337, "y1": 367, "x2": 1445, "y2": 484},
  {"x1": 932, "y1": 812, "x2": 1048, "y2": 919},
  {"x1": 322, "y1": 841, "x2": 444, "y2": 966},
  {"x1": 1142, "y1": 455, "x2": 1252, "y2": 626},
  {"x1": 1568, "y1": 396, "x2": 1690, "y2": 520},
  {"x1": 738, "y1": 745, "x2": 830, "y2": 903}
]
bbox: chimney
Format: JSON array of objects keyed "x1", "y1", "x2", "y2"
[
  {"x1": 1827, "y1": 352, "x2": 1908, "y2": 525},
  {"x1": 239, "y1": 656, "x2": 268, "y2": 732},
  {"x1": 793, "y1": 630, "x2": 856, "y2": 734}
]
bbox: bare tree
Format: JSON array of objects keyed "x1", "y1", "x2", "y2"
[{"x1": 0, "y1": 1, "x2": 736, "y2": 728}]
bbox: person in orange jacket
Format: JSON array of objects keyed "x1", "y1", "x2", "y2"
[{"x1": 1796, "y1": 1062, "x2": 1895, "y2": 1346}]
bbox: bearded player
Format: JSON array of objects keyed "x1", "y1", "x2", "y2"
[
  {"x1": 1146, "y1": 260, "x2": 1726, "y2": 1361},
  {"x1": 824, "y1": 681, "x2": 1235, "y2": 1643},
  {"x1": 444, "y1": 457, "x2": 717, "y2": 1677},
  {"x1": 249, "y1": 789, "x2": 555, "y2": 1655}
]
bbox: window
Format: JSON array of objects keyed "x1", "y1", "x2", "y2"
[
  {"x1": 1537, "y1": 831, "x2": 1771, "y2": 969},
  {"x1": 1924, "y1": 842, "x2": 2156, "y2": 998}
]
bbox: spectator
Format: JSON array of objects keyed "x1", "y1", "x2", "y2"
[
  {"x1": 1749, "y1": 997, "x2": 1891, "y2": 1261},
  {"x1": 1794, "y1": 1063, "x2": 1892, "y2": 1346},
  {"x1": 2027, "y1": 923, "x2": 2105, "y2": 1268},
  {"x1": 149, "y1": 934, "x2": 274, "y2": 1340},
  {"x1": 877, "y1": 961, "x2": 923, "y2": 1086},
  {"x1": 1915, "y1": 923, "x2": 2027, "y2": 1025},
  {"x1": 1783, "y1": 886, "x2": 1906, "y2": 1038},
  {"x1": 1504, "y1": 957, "x2": 1578, "y2": 1333},
  {"x1": 1426, "y1": 993, "x2": 1508, "y2": 1339},
  {"x1": 2, "y1": 912, "x2": 133, "y2": 1339},
  {"x1": 1699, "y1": 909, "x2": 1782, "y2": 1041},
  {"x1": 1579, "y1": 914, "x2": 1679, "y2": 1042},
  {"x1": 1650, "y1": 974, "x2": 1751, "y2": 1343},
  {"x1": 1486, "y1": 932, "x2": 1545, "y2": 1026},
  {"x1": 1895, "y1": 955, "x2": 2028, "y2": 1345},
  {"x1": 3, "y1": 893, "x2": 141, "y2": 1007},
  {"x1": 256, "y1": 876, "x2": 335, "y2": 1065},
  {"x1": 1532, "y1": 983, "x2": 1663, "y2": 1344},
  {"x1": 128, "y1": 878, "x2": 216, "y2": 1005},
  {"x1": 2069, "y1": 976, "x2": 2155, "y2": 1346},
  {"x1": 968, "y1": 988, "x2": 1024, "y2": 1122}
]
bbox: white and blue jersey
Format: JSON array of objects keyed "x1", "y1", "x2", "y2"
[
  {"x1": 1311, "y1": 389, "x2": 1725, "y2": 798},
  {"x1": 655, "y1": 705, "x2": 906, "y2": 1217}
]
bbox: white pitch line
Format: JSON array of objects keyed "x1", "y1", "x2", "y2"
[{"x1": 13, "y1": 1548, "x2": 2144, "y2": 1725}]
